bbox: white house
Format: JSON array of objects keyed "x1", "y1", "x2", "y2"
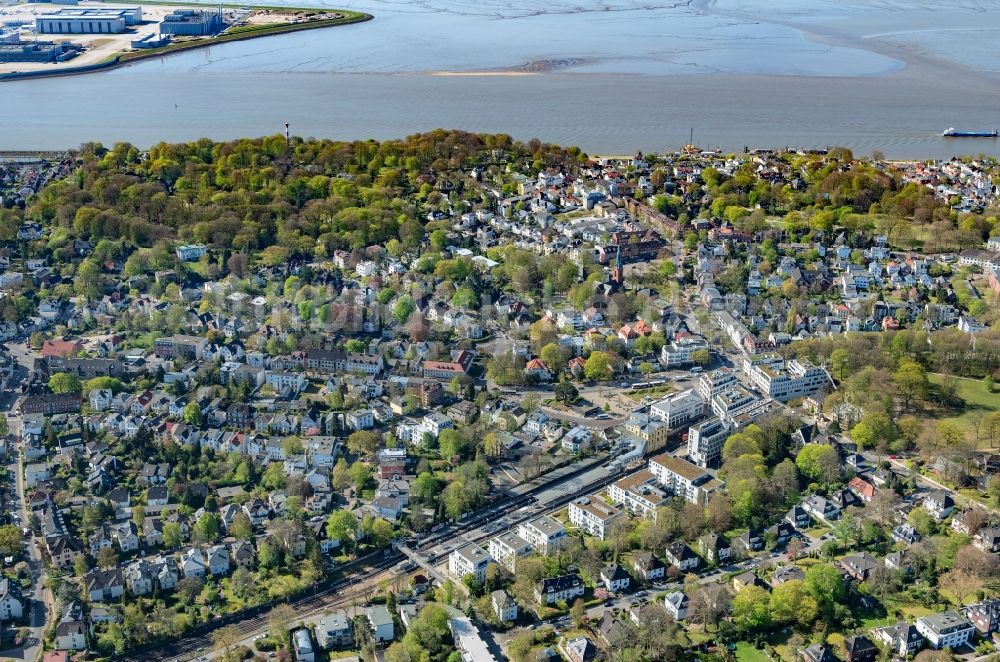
[
  {"x1": 292, "y1": 628, "x2": 315, "y2": 662},
  {"x1": 491, "y1": 590, "x2": 518, "y2": 623},
  {"x1": 0, "y1": 579, "x2": 23, "y2": 620},
  {"x1": 916, "y1": 611, "x2": 974, "y2": 649},
  {"x1": 664, "y1": 591, "x2": 689, "y2": 621},
  {"x1": 180, "y1": 547, "x2": 206, "y2": 578},
  {"x1": 535, "y1": 574, "x2": 585, "y2": 605},
  {"x1": 346, "y1": 409, "x2": 375, "y2": 431},
  {"x1": 366, "y1": 605, "x2": 395, "y2": 644},
  {"x1": 55, "y1": 619, "x2": 87, "y2": 651}
]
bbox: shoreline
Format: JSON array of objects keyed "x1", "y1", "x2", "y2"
[{"x1": 0, "y1": 6, "x2": 371, "y2": 82}]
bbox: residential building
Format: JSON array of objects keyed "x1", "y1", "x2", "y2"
[
  {"x1": 660, "y1": 336, "x2": 708, "y2": 367},
  {"x1": 802, "y1": 644, "x2": 837, "y2": 662},
  {"x1": 315, "y1": 611, "x2": 353, "y2": 649},
  {"x1": 535, "y1": 574, "x2": 585, "y2": 605},
  {"x1": 175, "y1": 244, "x2": 207, "y2": 261},
  {"x1": 648, "y1": 453, "x2": 723, "y2": 505},
  {"x1": 875, "y1": 622, "x2": 924, "y2": 657},
  {"x1": 631, "y1": 552, "x2": 666, "y2": 582},
  {"x1": 698, "y1": 533, "x2": 731, "y2": 564},
  {"x1": 608, "y1": 470, "x2": 668, "y2": 519},
  {"x1": 561, "y1": 636, "x2": 598, "y2": 662},
  {"x1": 664, "y1": 541, "x2": 700, "y2": 572},
  {"x1": 517, "y1": 516, "x2": 567, "y2": 555},
  {"x1": 491, "y1": 589, "x2": 518, "y2": 623},
  {"x1": 697, "y1": 368, "x2": 738, "y2": 401},
  {"x1": 366, "y1": 605, "x2": 395, "y2": 644},
  {"x1": 448, "y1": 543, "x2": 492, "y2": 584},
  {"x1": 55, "y1": 619, "x2": 87, "y2": 651},
  {"x1": 0, "y1": 578, "x2": 23, "y2": 620},
  {"x1": 649, "y1": 389, "x2": 704, "y2": 429},
  {"x1": 924, "y1": 491, "x2": 955, "y2": 519},
  {"x1": 801, "y1": 494, "x2": 841, "y2": 522},
  {"x1": 292, "y1": 628, "x2": 315, "y2": 662},
  {"x1": 664, "y1": 591, "x2": 689, "y2": 620},
  {"x1": 600, "y1": 564, "x2": 632, "y2": 592},
  {"x1": 964, "y1": 599, "x2": 1000, "y2": 635},
  {"x1": 916, "y1": 611, "x2": 974, "y2": 649},
  {"x1": 743, "y1": 354, "x2": 830, "y2": 402},
  {"x1": 568, "y1": 496, "x2": 621, "y2": 539},
  {"x1": 839, "y1": 552, "x2": 878, "y2": 582},
  {"x1": 488, "y1": 532, "x2": 532, "y2": 573},
  {"x1": 686, "y1": 416, "x2": 731, "y2": 468}
]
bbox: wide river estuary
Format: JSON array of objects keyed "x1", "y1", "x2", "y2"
[{"x1": 5, "y1": 0, "x2": 1000, "y2": 157}]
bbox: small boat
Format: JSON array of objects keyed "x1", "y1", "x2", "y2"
[{"x1": 942, "y1": 127, "x2": 998, "y2": 138}]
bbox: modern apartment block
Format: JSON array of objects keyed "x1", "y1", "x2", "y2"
[
  {"x1": 448, "y1": 543, "x2": 492, "y2": 583},
  {"x1": 697, "y1": 368, "x2": 738, "y2": 401},
  {"x1": 517, "y1": 516, "x2": 568, "y2": 555},
  {"x1": 608, "y1": 470, "x2": 668, "y2": 519},
  {"x1": 488, "y1": 532, "x2": 533, "y2": 573},
  {"x1": 568, "y1": 496, "x2": 621, "y2": 539},
  {"x1": 686, "y1": 416, "x2": 731, "y2": 468},
  {"x1": 648, "y1": 453, "x2": 723, "y2": 504},
  {"x1": 743, "y1": 353, "x2": 830, "y2": 402},
  {"x1": 649, "y1": 389, "x2": 704, "y2": 430}
]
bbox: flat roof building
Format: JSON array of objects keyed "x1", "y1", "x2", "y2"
[
  {"x1": 160, "y1": 9, "x2": 222, "y2": 35},
  {"x1": 36, "y1": 7, "x2": 142, "y2": 34},
  {"x1": 0, "y1": 39, "x2": 79, "y2": 63}
]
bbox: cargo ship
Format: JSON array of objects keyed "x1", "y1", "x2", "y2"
[{"x1": 942, "y1": 127, "x2": 998, "y2": 137}]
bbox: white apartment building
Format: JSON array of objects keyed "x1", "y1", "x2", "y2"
[
  {"x1": 648, "y1": 453, "x2": 723, "y2": 505},
  {"x1": 517, "y1": 516, "x2": 568, "y2": 555},
  {"x1": 697, "y1": 368, "x2": 738, "y2": 401},
  {"x1": 916, "y1": 611, "x2": 975, "y2": 649},
  {"x1": 488, "y1": 532, "x2": 533, "y2": 573},
  {"x1": 265, "y1": 371, "x2": 307, "y2": 394},
  {"x1": 568, "y1": 496, "x2": 621, "y2": 539},
  {"x1": 687, "y1": 416, "x2": 731, "y2": 468},
  {"x1": 608, "y1": 470, "x2": 668, "y2": 519},
  {"x1": 346, "y1": 409, "x2": 374, "y2": 430},
  {"x1": 711, "y1": 383, "x2": 759, "y2": 420},
  {"x1": 660, "y1": 336, "x2": 708, "y2": 367},
  {"x1": 448, "y1": 543, "x2": 492, "y2": 584},
  {"x1": 743, "y1": 353, "x2": 830, "y2": 402},
  {"x1": 649, "y1": 389, "x2": 704, "y2": 430}
]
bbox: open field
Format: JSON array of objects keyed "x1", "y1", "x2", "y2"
[
  {"x1": 0, "y1": 0, "x2": 369, "y2": 77},
  {"x1": 928, "y1": 373, "x2": 1000, "y2": 446},
  {"x1": 735, "y1": 642, "x2": 773, "y2": 662}
]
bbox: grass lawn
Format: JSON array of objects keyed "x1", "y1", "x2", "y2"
[
  {"x1": 899, "y1": 604, "x2": 935, "y2": 620},
  {"x1": 804, "y1": 526, "x2": 831, "y2": 538},
  {"x1": 928, "y1": 373, "x2": 1000, "y2": 445},
  {"x1": 736, "y1": 642, "x2": 772, "y2": 662},
  {"x1": 625, "y1": 385, "x2": 673, "y2": 401}
]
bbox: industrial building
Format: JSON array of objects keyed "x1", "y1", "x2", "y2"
[
  {"x1": 36, "y1": 7, "x2": 142, "y2": 35},
  {"x1": 0, "y1": 39, "x2": 79, "y2": 63},
  {"x1": 159, "y1": 9, "x2": 222, "y2": 36}
]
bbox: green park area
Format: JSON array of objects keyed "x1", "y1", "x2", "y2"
[{"x1": 928, "y1": 373, "x2": 1000, "y2": 446}]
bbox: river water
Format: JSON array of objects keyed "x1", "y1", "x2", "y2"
[{"x1": 4, "y1": 0, "x2": 1000, "y2": 157}]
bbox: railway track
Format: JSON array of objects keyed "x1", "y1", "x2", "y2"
[{"x1": 116, "y1": 453, "x2": 626, "y2": 662}]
